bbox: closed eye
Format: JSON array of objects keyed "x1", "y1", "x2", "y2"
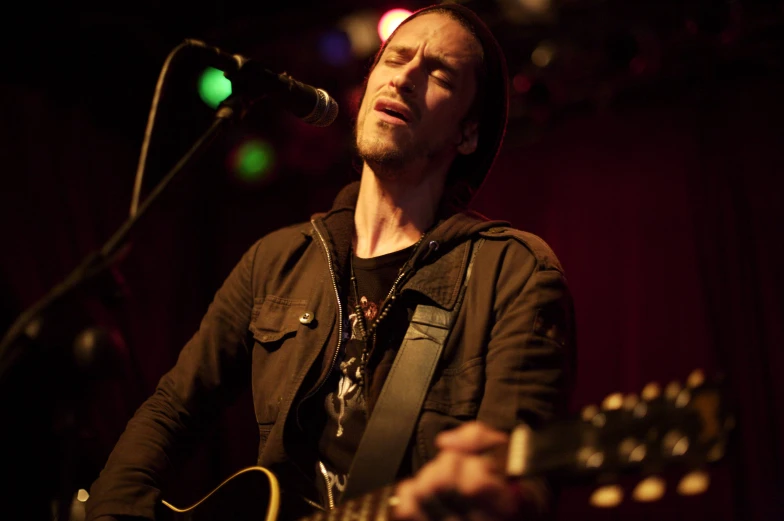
[{"x1": 432, "y1": 74, "x2": 453, "y2": 88}]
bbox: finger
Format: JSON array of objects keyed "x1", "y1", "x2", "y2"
[
  {"x1": 435, "y1": 422, "x2": 508, "y2": 453},
  {"x1": 392, "y1": 453, "x2": 461, "y2": 521},
  {"x1": 393, "y1": 447, "x2": 521, "y2": 521},
  {"x1": 410, "y1": 451, "x2": 463, "y2": 498},
  {"x1": 452, "y1": 456, "x2": 518, "y2": 518},
  {"x1": 391, "y1": 478, "x2": 429, "y2": 521},
  {"x1": 415, "y1": 452, "x2": 518, "y2": 521}
]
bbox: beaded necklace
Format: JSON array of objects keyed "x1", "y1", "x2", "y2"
[{"x1": 349, "y1": 231, "x2": 427, "y2": 342}]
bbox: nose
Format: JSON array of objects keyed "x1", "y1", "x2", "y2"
[
  {"x1": 392, "y1": 73, "x2": 416, "y2": 94},
  {"x1": 390, "y1": 59, "x2": 422, "y2": 95}
]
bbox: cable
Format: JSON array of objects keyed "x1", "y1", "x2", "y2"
[{"x1": 129, "y1": 40, "x2": 194, "y2": 218}]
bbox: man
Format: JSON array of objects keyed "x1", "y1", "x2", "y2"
[{"x1": 86, "y1": 4, "x2": 575, "y2": 521}]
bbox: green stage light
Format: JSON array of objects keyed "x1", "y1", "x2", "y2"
[
  {"x1": 232, "y1": 139, "x2": 275, "y2": 183},
  {"x1": 198, "y1": 67, "x2": 232, "y2": 108}
]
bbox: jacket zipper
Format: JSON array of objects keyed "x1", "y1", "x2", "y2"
[
  {"x1": 318, "y1": 461, "x2": 336, "y2": 510},
  {"x1": 294, "y1": 219, "x2": 344, "y2": 433},
  {"x1": 300, "y1": 219, "x2": 344, "y2": 405},
  {"x1": 298, "y1": 220, "x2": 345, "y2": 510}
]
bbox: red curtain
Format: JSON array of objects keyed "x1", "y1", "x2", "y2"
[{"x1": 472, "y1": 76, "x2": 784, "y2": 520}]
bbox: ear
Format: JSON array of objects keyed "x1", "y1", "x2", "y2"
[{"x1": 456, "y1": 121, "x2": 478, "y2": 155}]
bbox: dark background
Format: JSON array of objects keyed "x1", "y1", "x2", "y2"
[{"x1": 0, "y1": 0, "x2": 782, "y2": 519}]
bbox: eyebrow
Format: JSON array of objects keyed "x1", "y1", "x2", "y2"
[{"x1": 385, "y1": 44, "x2": 463, "y2": 77}]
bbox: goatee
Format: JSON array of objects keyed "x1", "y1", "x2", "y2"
[{"x1": 355, "y1": 125, "x2": 431, "y2": 176}]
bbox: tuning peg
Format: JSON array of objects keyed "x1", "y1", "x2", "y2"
[
  {"x1": 687, "y1": 368, "x2": 706, "y2": 388},
  {"x1": 674, "y1": 388, "x2": 692, "y2": 408},
  {"x1": 622, "y1": 392, "x2": 649, "y2": 418},
  {"x1": 590, "y1": 484, "x2": 624, "y2": 508},
  {"x1": 641, "y1": 382, "x2": 661, "y2": 401},
  {"x1": 665, "y1": 380, "x2": 682, "y2": 401},
  {"x1": 619, "y1": 437, "x2": 646, "y2": 463},
  {"x1": 577, "y1": 447, "x2": 606, "y2": 469},
  {"x1": 581, "y1": 404, "x2": 599, "y2": 422},
  {"x1": 662, "y1": 429, "x2": 690, "y2": 457},
  {"x1": 707, "y1": 441, "x2": 726, "y2": 463},
  {"x1": 631, "y1": 401, "x2": 648, "y2": 419},
  {"x1": 677, "y1": 469, "x2": 710, "y2": 496},
  {"x1": 581, "y1": 404, "x2": 607, "y2": 428},
  {"x1": 602, "y1": 392, "x2": 624, "y2": 411},
  {"x1": 632, "y1": 475, "x2": 666, "y2": 502},
  {"x1": 622, "y1": 393, "x2": 639, "y2": 410}
]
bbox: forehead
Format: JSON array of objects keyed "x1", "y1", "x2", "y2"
[{"x1": 381, "y1": 12, "x2": 482, "y2": 66}]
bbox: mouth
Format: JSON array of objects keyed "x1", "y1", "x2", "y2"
[{"x1": 373, "y1": 99, "x2": 414, "y2": 125}]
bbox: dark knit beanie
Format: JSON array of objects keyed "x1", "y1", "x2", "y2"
[{"x1": 365, "y1": 3, "x2": 510, "y2": 209}]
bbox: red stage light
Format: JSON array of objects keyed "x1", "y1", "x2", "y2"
[{"x1": 378, "y1": 9, "x2": 412, "y2": 43}]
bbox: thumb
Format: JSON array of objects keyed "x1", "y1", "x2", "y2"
[{"x1": 435, "y1": 421, "x2": 509, "y2": 453}]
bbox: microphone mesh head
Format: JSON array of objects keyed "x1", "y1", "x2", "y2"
[{"x1": 303, "y1": 88, "x2": 339, "y2": 127}]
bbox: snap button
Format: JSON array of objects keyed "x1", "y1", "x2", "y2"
[
  {"x1": 428, "y1": 240, "x2": 439, "y2": 251},
  {"x1": 299, "y1": 311, "x2": 314, "y2": 325}
]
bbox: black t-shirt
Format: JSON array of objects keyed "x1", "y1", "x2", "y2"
[{"x1": 316, "y1": 245, "x2": 413, "y2": 506}]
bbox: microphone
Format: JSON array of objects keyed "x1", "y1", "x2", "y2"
[{"x1": 185, "y1": 39, "x2": 339, "y2": 127}]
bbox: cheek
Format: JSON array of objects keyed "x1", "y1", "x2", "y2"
[
  {"x1": 424, "y1": 97, "x2": 465, "y2": 132},
  {"x1": 356, "y1": 79, "x2": 383, "y2": 127},
  {"x1": 356, "y1": 96, "x2": 372, "y2": 130}
]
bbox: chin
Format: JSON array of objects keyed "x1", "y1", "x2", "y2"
[
  {"x1": 358, "y1": 134, "x2": 409, "y2": 166},
  {"x1": 360, "y1": 148, "x2": 407, "y2": 172}
]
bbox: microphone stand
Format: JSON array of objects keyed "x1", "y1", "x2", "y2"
[
  {"x1": 0, "y1": 96, "x2": 247, "y2": 521},
  {"x1": 0, "y1": 99, "x2": 246, "y2": 375}
]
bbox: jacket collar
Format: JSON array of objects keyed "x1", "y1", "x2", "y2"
[{"x1": 310, "y1": 181, "x2": 508, "y2": 309}]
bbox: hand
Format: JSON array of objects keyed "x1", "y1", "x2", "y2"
[{"x1": 390, "y1": 421, "x2": 532, "y2": 521}]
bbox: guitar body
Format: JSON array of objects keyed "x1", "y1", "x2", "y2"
[{"x1": 161, "y1": 466, "x2": 280, "y2": 521}]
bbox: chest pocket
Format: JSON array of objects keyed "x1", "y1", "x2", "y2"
[{"x1": 249, "y1": 295, "x2": 309, "y2": 349}]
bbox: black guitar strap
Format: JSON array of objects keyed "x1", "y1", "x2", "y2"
[{"x1": 340, "y1": 237, "x2": 485, "y2": 502}]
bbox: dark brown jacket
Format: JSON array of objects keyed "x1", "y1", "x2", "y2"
[{"x1": 86, "y1": 182, "x2": 576, "y2": 520}]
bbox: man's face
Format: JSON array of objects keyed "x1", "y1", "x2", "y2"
[{"x1": 355, "y1": 12, "x2": 482, "y2": 171}]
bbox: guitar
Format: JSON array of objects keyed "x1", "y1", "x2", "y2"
[{"x1": 160, "y1": 370, "x2": 733, "y2": 521}]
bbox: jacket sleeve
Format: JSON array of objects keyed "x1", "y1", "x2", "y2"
[
  {"x1": 478, "y1": 235, "x2": 577, "y2": 517},
  {"x1": 85, "y1": 239, "x2": 262, "y2": 521},
  {"x1": 479, "y1": 242, "x2": 575, "y2": 428}
]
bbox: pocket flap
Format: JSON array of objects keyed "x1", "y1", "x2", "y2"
[{"x1": 249, "y1": 296, "x2": 308, "y2": 343}]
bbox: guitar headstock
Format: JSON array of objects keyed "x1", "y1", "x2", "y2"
[{"x1": 507, "y1": 369, "x2": 734, "y2": 507}]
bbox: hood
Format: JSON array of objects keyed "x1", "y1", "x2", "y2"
[{"x1": 311, "y1": 182, "x2": 508, "y2": 290}]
